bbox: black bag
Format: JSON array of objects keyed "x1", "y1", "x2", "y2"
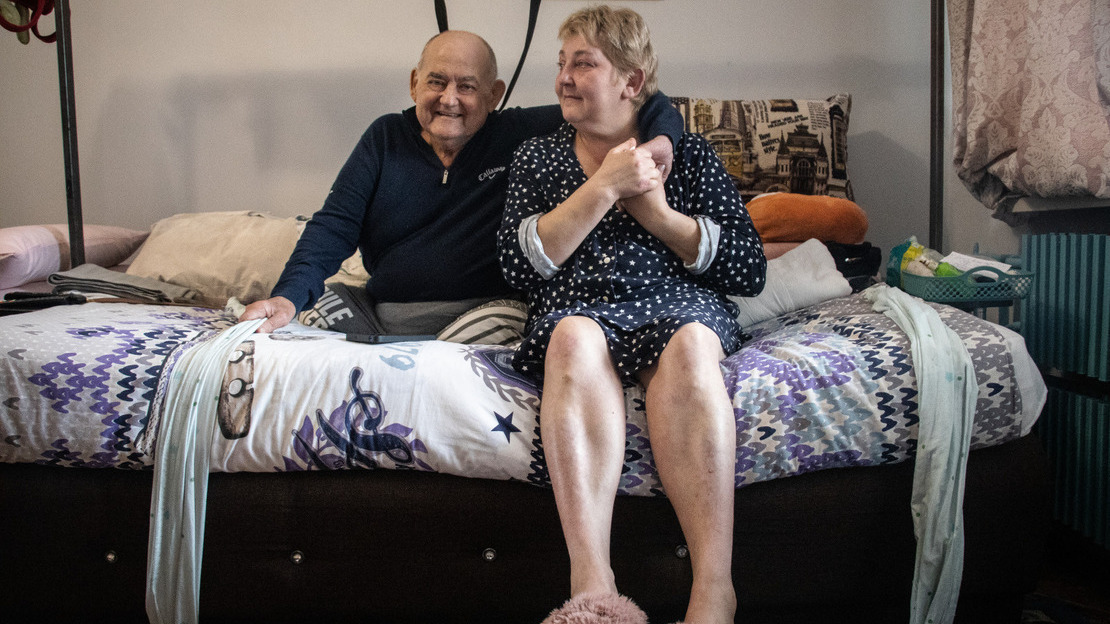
[{"x1": 824, "y1": 241, "x2": 882, "y2": 293}]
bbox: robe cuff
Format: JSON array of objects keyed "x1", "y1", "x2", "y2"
[
  {"x1": 519, "y1": 214, "x2": 561, "y2": 280},
  {"x1": 684, "y1": 216, "x2": 720, "y2": 275}
]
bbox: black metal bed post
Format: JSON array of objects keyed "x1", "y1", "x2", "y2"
[
  {"x1": 929, "y1": 0, "x2": 945, "y2": 251},
  {"x1": 55, "y1": 0, "x2": 83, "y2": 266}
]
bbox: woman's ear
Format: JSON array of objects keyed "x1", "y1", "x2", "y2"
[{"x1": 622, "y1": 68, "x2": 645, "y2": 100}]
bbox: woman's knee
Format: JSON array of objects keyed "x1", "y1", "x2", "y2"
[
  {"x1": 660, "y1": 323, "x2": 725, "y2": 370},
  {"x1": 646, "y1": 324, "x2": 730, "y2": 405},
  {"x1": 547, "y1": 317, "x2": 607, "y2": 362}
]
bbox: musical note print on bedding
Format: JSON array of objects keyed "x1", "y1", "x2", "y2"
[{"x1": 284, "y1": 367, "x2": 431, "y2": 472}]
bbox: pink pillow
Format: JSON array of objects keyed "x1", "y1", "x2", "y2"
[
  {"x1": 762, "y1": 241, "x2": 803, "y2": 260},
  {"x1": 0, "y1": 224, "x2": 149, "y2": 289}
]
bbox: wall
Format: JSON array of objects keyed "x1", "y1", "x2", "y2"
[{"x1": 1, "y1": 0, "x2": 933, "y2": 258}]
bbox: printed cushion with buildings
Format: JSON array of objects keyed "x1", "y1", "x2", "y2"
[{"x1": 671, "y1": 93, "x2": 852, "y2": 203}]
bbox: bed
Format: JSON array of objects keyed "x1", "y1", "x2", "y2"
[{"x1": 0, "y1": 94, "x2": 1052, "y2": 624}]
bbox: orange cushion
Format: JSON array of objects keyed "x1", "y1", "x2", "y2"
[{"x1": 746, "y1": 193, "x2": 868, "y2": 244}]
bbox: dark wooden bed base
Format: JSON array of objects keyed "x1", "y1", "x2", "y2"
[{"x1": 1, "y1": 433, "x2": 1049, "y2": 623}]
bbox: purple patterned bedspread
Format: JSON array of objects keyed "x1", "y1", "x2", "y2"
[{"x1": 0, "y1": 294, "x2": 1044, "y2": 496}]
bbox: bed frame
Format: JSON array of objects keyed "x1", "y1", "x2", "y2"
[{"x1": 1, "y1": 432, "x2": 1049, "y2": 623}]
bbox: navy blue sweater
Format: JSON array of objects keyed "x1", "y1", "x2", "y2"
[{"x1": 272, "y1": 97, "x2": 681, "y2": 310}]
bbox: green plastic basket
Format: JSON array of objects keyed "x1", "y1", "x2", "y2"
[{"x1": 901, "y1": 266, "x2": 1035, "y2": 305}]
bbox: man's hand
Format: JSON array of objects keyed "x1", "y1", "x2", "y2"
[
  {"x1": 638, "y1": 134, "x2": 675, "y2": 181},
  {"x1": 239, "y1": 296, "x2": 296, "y2": 333}
]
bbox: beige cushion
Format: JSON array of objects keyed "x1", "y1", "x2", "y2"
[
  {"x1": 325, "y1": 250, "x2": 370, "y2": 287},
  {"x1": 436, "y1": 299, "x2": 528, "y2": 347},
  {"x1": 126, "y1": 211, "x2": 308, "y2": 307}
]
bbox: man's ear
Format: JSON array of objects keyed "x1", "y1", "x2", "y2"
[
  {"x1": 410, "y1": 69, "x2": 420, "y2": 102},
  {"x1": 489, "y1": 79, "x2": 507, "y2": 111},
  {"x1": 622, "y1": 69, "x2": 645, "y2": 101}
]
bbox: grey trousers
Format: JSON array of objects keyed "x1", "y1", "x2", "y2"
[{"x1": 297, "y1": 283, "x2": 508, "y2": 336}]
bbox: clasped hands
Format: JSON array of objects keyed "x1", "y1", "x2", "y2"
[
  {"x1": 586, "y1": 135, "x2": 701, "y2": 266},
  {"x1": 596, "y1": 137, "x2": 671, "y2": 224}
]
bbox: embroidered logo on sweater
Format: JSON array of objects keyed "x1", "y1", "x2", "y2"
[{"x1": 478, "y1": 166, "x2": 506, "y2": 182}]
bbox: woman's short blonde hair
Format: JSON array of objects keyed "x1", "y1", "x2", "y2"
[{"x1": 558, "y1": 5, "x2": 658, "y2": 109}]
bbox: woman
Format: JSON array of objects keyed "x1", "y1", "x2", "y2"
[{"x1": 497, "y1": 6, "x2": 766, "y2": 624}]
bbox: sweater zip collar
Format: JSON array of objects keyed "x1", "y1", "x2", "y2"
[{"x1": 403, "y1": 106, "x2": 503, "y2": 188}]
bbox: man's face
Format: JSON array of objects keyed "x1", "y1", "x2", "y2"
[{"x1": 410, "y1": 32, "x2": 505, "y2": 155}]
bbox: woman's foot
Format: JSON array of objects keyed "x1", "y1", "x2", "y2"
[{"x1": 682, "y1": 579, "x2": 737, "y2": 624}]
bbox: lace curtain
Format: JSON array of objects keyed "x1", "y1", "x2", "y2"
[{"x1": 948, "y1": 0, "x2": 1110, "y2": 218}]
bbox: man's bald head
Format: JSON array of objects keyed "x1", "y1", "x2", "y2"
[{"x1": 417, "y1": 30, "x2": 499, "y2": 84}]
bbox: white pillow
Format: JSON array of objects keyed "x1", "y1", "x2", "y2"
[
  {"x1": 126, "y1": 211, "x2": 308, "y2": 307},
  {"x1": 0, "y1": 224, "x2": 149, "y2": 289},
  {"x1": 731, "y1": 238, "x2": 852, "y2": 326}
]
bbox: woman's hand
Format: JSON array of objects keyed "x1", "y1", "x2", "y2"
[
  {"x1": 534, "y1": 139, "x2": 666, "y2": 267},
  {"x1": 617, "y1": 164, "x2": 669, "y2": 222},
  {"x1": 618, "y1": 171, "x2": 701, "y2": 266},
  {"x1": 591, "y1": 138, "x2": 663, "y2": 203}
]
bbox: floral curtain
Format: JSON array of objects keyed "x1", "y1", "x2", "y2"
[{"x1": 948, "y1": 0, "x2": 1110, "y2": 218}]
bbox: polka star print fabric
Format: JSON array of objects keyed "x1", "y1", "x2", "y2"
[{"x1": 498, "y1": 123, "x2": 767, "y2": 384}]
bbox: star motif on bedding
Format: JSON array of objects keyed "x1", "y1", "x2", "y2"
[{"x1": 491, "y1": 411, "x2": 521, "y2": 443}]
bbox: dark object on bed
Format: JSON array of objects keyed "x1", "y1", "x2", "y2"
[
  {"x1": 825, "y1": 241, "x2": 883, "y2": 292},
  {"x1": 0, "y1": 432, "x2": 1049, "y2": 624},
  {"x1": 0, "y1": 290, "x2": 86, "y2": 315}
]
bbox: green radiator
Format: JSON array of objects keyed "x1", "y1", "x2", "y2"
[
  {"x1": 1036, "y1": 387, "x2": 1109, "y2": 547},
  {"x1": 1021, "y1": 233, "x2": 1109, "y2": 382},
  {"x1": 1022, "y1": 233, "x2": 1110, "y2": 548}
]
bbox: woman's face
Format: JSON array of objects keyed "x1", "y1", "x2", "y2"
[{"x1": 556, "y1": 34, "x2": 633, "y2": 129}]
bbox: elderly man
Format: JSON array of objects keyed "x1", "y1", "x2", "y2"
[{"x1": 240, "y1": 30, "x2": 681, "y2": 335}]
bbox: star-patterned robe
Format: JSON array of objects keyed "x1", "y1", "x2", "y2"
[{"x1": 498, "y1": 123, "x2": 767, "y2": 383}]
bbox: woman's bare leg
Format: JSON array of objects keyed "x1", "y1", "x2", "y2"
[
  {"x1": 541, "y1": 316, "x2": 629, "y2": 597},
  {"x1": 639, "y1": 324, "x2": 737, "y2": 624}
]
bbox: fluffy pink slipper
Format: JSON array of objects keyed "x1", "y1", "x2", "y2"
[{"x1": 540, "y1": 593, "x2": 648, "y2": 624}]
